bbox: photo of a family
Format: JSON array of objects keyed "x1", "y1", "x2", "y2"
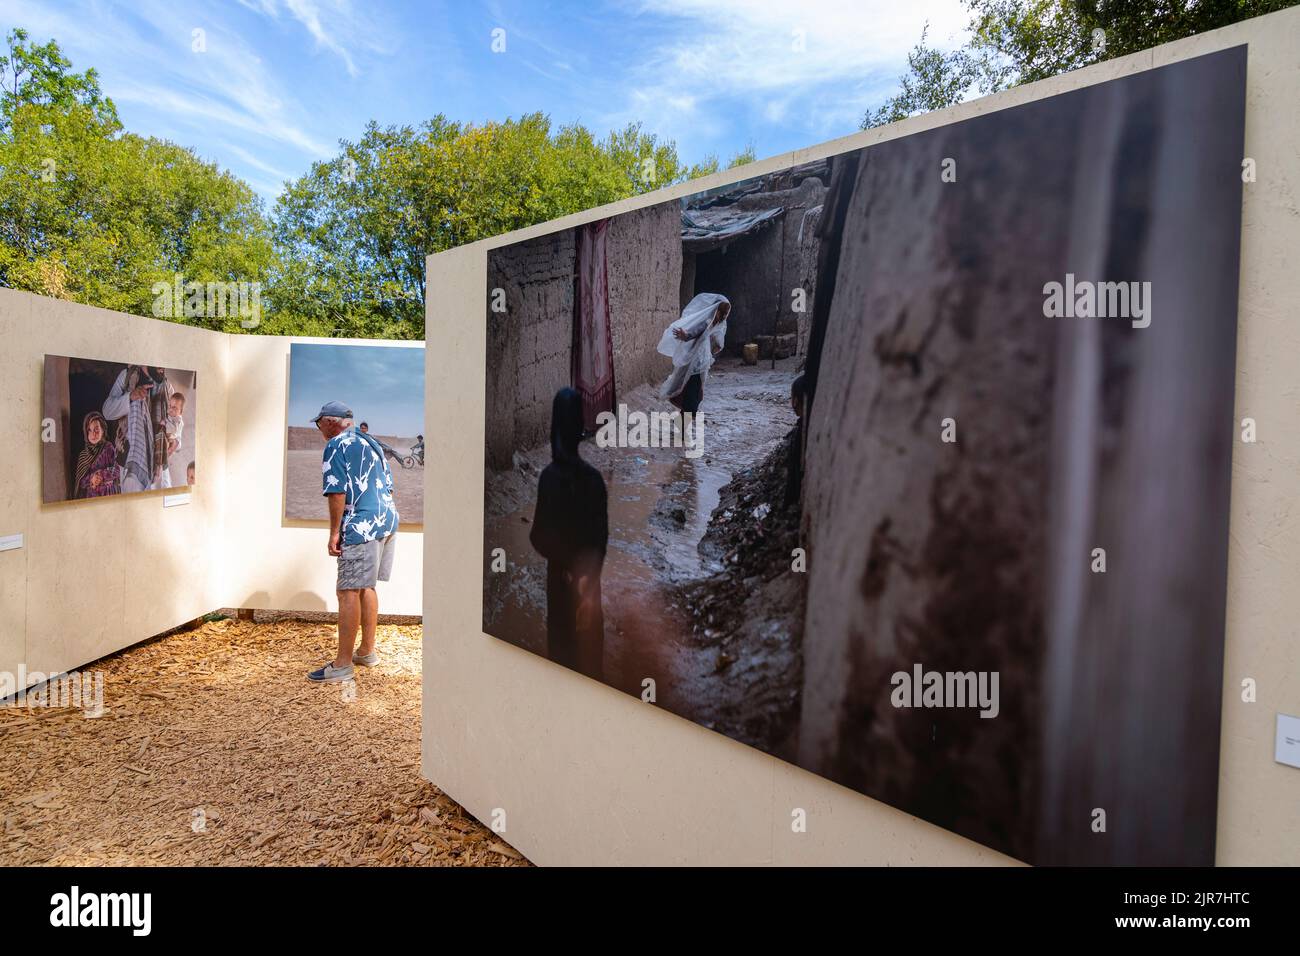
[
  {"x1": 41, "y1": 355, "x2": 197, "y2": 504},
  {"x1": 483, "y1": 48, "x2": 1246, "y2": 866}
]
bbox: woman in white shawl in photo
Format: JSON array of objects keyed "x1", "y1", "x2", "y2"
[{"x1": 657, "y1": 293, "x2": 731, "y2": 416}]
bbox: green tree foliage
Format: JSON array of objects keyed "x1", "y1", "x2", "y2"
[
  {"x1": 862, "y1": 25, "x2": 998, "y2": 128},
  {"x1": 0, "y1": 30, "x2": 276, "y2": 331},
  {"x1": 0, "y1": 29, "x2": 753, "y2": 338},
  {"x1": 864, "y1": 0, "x2": 1296, "y2": 128},
  {"x1": 0, "y1": 28, "x2": 118, "y2": 131},
  {"x1": 270, "y1": 114, "x2": 752, "y2": 338}
]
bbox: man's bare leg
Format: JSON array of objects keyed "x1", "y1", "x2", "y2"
[
  {"x1": 336, "y1": 589, "x2": 361, "y2": 668},
  {"x1": 357, "y1": 587, "x2": 378, "y2": 656}
]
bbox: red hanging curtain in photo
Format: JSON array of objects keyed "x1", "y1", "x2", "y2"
[{"x1": 573, "y1": 218, "x2": 615, "y2": 432}]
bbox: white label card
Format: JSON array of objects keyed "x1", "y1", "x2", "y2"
[{"x1": 1276, "y1": 714, "x2": 1300, "y2": 769}]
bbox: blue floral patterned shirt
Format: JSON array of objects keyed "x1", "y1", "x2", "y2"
[{"x1": 322, "y1": 427, "x2": 401, "y2": 546}]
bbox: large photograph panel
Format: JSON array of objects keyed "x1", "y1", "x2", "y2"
[
  {"x1": 42, "y1": 355, "x2": 198, "y2": 503},
  {"x1": 481, "y1": 48, "x2": 1246, "y2": 865},
  {"x1": 285, "y1": 342, "x2": 426, "y2": 525}
]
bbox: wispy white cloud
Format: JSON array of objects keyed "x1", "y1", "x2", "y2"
[
  {"x1": 112, "y1": 79, "x2": 333, "y2": 157},
  {"x1": 0, "y1": 0, "x2": 348, "y2": 198},
  {"x1": 636, "y1": 0, "x2": 969, "y2": 87},
  {"x1": 238, "y1": 0, "x2": 397, "y2": 78},
  {"x1": 284, "y1": 0, "x2": 358, "y2": 76},
  {"x1": 604, "y1": 0, "x2": 971, "y2": 151},
  {"x1": 236, "y1": 0, "x2": 280, "y2": 17},
  {"x1": 225, "y1": 144, "x2": 298, "y2": 183}
]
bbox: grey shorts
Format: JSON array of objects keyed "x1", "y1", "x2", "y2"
[{"x1": 337, "y1": 534, "x2": 397, "y2": 591}]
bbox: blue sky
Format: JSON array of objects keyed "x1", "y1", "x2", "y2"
[
  {"x1": 288, "y1": 342, "x2": 425, "y2": 436},
  {"x1": 3, "y1": 0, "x2": 971, "y2": 204}
]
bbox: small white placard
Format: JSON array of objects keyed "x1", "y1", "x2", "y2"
[
  {"x1": 1276, "y1": 713, "x2": 1300, "y2": 769},
  {"x1": 0, "y1": 533, "x2": 22, "y2": 552},
  {"x1": 163, "y1": 493, "x2": 192, "y2": 508}
]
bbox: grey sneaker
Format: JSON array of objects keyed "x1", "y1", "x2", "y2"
[
  {"x1": 308, "y1": 662, "x2": 354, "y2": 683},
  {"x1": 352, "y1": 649, "x2": 379, "y2": 666}
]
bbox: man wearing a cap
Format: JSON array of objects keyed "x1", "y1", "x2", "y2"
[{"x1": 307, "y1": 401, "x2": 401, "y2": 683}]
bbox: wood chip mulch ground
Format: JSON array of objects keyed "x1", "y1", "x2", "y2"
[{"x1": 0, "y1": 616, "x2": 529, "y2": 867}]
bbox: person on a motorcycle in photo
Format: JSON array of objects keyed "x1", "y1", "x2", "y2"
[{"x1": 359, "y1": 421, "x2": 401, "y2": 465}]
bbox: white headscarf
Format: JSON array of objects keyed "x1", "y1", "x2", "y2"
[{"x1": 657, "y1": 293, "x2": 730, "y2": 400}]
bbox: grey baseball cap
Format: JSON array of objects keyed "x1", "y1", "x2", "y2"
[{"x1": 310, "y1": 400, "x2": 353, "y2": 423}]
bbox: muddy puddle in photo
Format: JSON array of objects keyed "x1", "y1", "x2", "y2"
[{"x1": 484, "y1": 357, "x2": 807, "y2": 757}]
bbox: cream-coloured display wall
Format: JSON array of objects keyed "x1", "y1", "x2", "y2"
[
  {"x1": 0, "y1": 291, "x2": 230, "y2": 684},
  {"x1": 422, "y1": 9, "x2": 1300, "y2": 865},
  {"x1": 0, "y1": 289, "x2": 423, "y2": 690},
  {"x1": 223, "y1": 335, "x2": 423, "y2": 615}
]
